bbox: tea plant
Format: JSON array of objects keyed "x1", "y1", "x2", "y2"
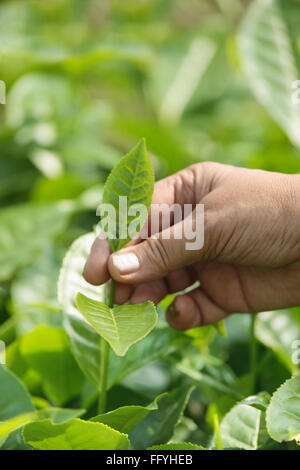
[
  {"x1": 1, "y1": 0, "x2": 300, "y2": 451},
  {"x1": 1, "y1": 140, "x2": 300, "y2": 450}
]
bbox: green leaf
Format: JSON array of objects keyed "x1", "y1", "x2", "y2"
[
  {"x1": 266, "y1": 375, "x2": 300, "y2": 444},
  {"x1": 255, "y1": 310, "x2": 300, "y2": 373},
  {"x1": 240, "y1": 392, "x2": 271, "y2": 411},
  {"x1": 76, "y1": 293, "x2": 157, "y2": 357},
  {"x1": 130, "y1": 384, "x2": 194, "y2": 450},
  {"x1": 107, "y1": 327, "x2": 184, "y2": 388},
  {"x1": 101, "y1": 138, "x2": 154, "y2": 252},
  {"x1": 23, "y1": 418, "x2": 130, "y2": 450},
  {"x1": 219, "y1": 401, "x2": 270, "y2": 450},
  {"x1": 58, "y1": 233, "x2": 105, "y2": 386},
  {"x1": 37, "y1": 408, "x2": 85, "y2": 424},
  {"x1": 176, "y1": 355, "x2": 242, "y2": 399},
  {"x1": 0, "y1": 366, "x2": 34, "y2": 421},
  {"x1": 91, "y1": 399, "x2": 159, "y2": 434},
  {"x1": 214, "y1": 319, "x2": 227, "y2": 338},
  {"x1": 0, "y1": 202, "x2": 72, "y2": 281},
  {"x1": 0, "y1": 407, "x2": 84, "y2": 448},
  {"x1": 147, "y1": 443, "x2": 206, "y2": 450},
  {"x1": 58, "y1": 233, "x2": 181, "y2": 386},
  {"x1": 239, "y1": 0, "x2": 300, "y2": 147},
  {"x1": 10, "y1": 245, "x2": 62, "y2": 336},
  {"x1": 19, "y1": 326, "x2": 85, "y2": 406}
]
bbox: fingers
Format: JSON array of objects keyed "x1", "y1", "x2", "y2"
[
  {"x1": 166, "y1": 287, "x2": 227, "y2": 331},
  {"x1": 130, "y1": 280, "x2": 168, "y2": 305},
  {"x1": 83, "y1": 238, "x2": 110, "y2": 285},
  {"x1": 108, "y1": 207, "x2": 208, "y2": 284}
]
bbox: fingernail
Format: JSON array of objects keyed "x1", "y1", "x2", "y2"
[{"x1": 112, "y1": 252, "x2": 140, "y2": 274}]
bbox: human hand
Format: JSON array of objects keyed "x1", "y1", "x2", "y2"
[{"x1": 83, "y1": 162, "x2": 300, "y2": 330}]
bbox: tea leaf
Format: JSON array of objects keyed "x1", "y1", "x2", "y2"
[
  {"x1": 130, "y1": 384, "x2": 194, "y2": 449},
  {"x1": 91, "y1": 397, "x2": 160, "y2": 434},
  {"x1": 59, "y1": 233, "x2": 182, "y2": 386},
  {"x1": 0, "y1": 366, "x2": 34, "y2": 421},
  {"x1": 239, "y1": 0, "x2": 300, "y2": 147},
  {"x1": 76, "y1": 293, "x2": 157, "y2": 356},
  {"x1": 20, "y1": 326, "x2": 85, "y2": 406},
  {"x1": 147, "y1": 443, "x2": 206, "y2": 450},
  {"x1": 219, "y1": 401, "x2": 270, "y2": 450},
  {"x1": 58, "y1": 233, "x2": 105, "y2": 386},
  {"x1": 23, "y1": 418, "x2": 130, "y2": 450},
  {"x1": 266, "y1": 375, "x2": 300, "y2": 444},
  {"x1": 101, "y1": 138, "x2": 154, "y2": 252}
]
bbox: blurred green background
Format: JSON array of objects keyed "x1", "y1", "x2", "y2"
[{"x1": 1, "y1": 0, "x2": 300, "y2": 447}]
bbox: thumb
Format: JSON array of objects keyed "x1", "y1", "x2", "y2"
[{"x1": 108, "y1": 208, "x2": 208, "y2": 284}]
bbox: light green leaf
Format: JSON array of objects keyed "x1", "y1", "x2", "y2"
[
  {"x1": 58, "y1": 233, "x2": 105, "y2": 386},
  {"x1": 58, "y1": 233, "x2": 180, "y2": 386},
  {"x1": 239, "y1": 0, "x2": 300, "y2": 146},
  {"x1": 219, "y1": 402, "x2": 270, "y2": 450},
  {"x1": 214, "y1": 319, "x2": 227, "y2": 338},
  {"x1": 91, "y1": 398, "x2": 159, "y2": 434},
  {"x1": 19, "y1": 326, "x2": 85, "y2": 406},
  {"x1": 0, "y1": 366, "x2": 34, "y2": 421},
  {"x1": 37, "y1": 408, "x2": 85, "y2": 424},
  {"x1": 176, "y1": 355, "x2": 242, "y2": 399},
  {"x1": 76, "y1": 293, "x2": 157, "y2": 356},
  {"x1": 23, "y1": 418, "x2": 130, "y2": 450},
  {"x1": 0, "y1": 412, "x2": 37, "y2": 447},
  {"x1": 11, "y1": 244, "x2": 62, "y2": 336},
  {"x1": 130, "y1": 384, "x2": 194, "y2": 450},
  {"x1": 101, "y1": 138, "x2": 154, "y2": 252},
  {"x1": 266, "y1": 375, "x2": 300, "y2": 444},
  {"x1": 240, "y1": 392, "x2": 271, "y2": 411},
  {"x1": 147, "y1": 443, "x2": 206, "y2": 450},
  {"x1": 0, "y1": 202, "x2": 72, "y2": 281},
  {"x1": 0, "y1": 407, "x2": 84, "y2": 448},
  {"x1": 255, "y1": 310, "x2": 300, "y2": 373}
]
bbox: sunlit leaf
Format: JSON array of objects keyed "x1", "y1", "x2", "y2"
[
  {"x1": 19, "y1": 326, "x2": 85, "y2": 406},
  {"x1": 239, "y1": 0, "x2": 300, "y2": 146},
  {"x1": 76, "y1": 293, "x2": 157, "y2": 357},
  {"x1": 147, "y1": 443, "x2": 206, "y2": 450},
  {"x1": 266, "y1": 375, "x2": 300, "y2": 444},
  {"x1": 101, "y1": 138, "x2": 154, "y2": 252},
  {"x1": 23, "y1": 418, "x2": 130, "y2": 450},
  {"x1": 219, "y1": 400, "x2": 270, "y2": 450}
]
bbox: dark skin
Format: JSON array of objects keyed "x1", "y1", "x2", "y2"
[{"x1": 83, "y1": 162, "x2": 300, "y2": 330}]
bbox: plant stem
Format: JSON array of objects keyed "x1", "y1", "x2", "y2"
[
  {"x1": 98, "y1": 280, "x2": 115, "y2": 414},
  {"x1": 213, "y1": 411, "x2": 223, "y2": 450},
  {"x1": 250, "y1": 313, "x2": 257, "y2": 395}
]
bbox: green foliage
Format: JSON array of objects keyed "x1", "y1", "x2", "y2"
[
  {"x1": 19, "y1": 326, "x2": 85, "y2": 406},
  {"x1": 147, "y1": 443, "x2": 206, "y2": 450},
  {"x1": 130, "y1": 385, "x2": 194, "y2": 449},
  {"x1": 219, "y1": 400, "x2": 270, "y2": 450},
  {"x1": 101, "y1": 138, "x2": 154, "y2": 252},
  {"x1": 239, "y1": 0, "x2": 300, "y2": 147},
  {"x1": 23, "y1": 418, "x2": 130, "y2": 450},
  {"x1": 76, "y1": 293, "x2": 157, "y2": 356},
  {"x1": 1, "y1": 0, "x2": 300, "y2": 451},
  {"x1": 266, "y1": 376, "x2": 300, "y2": 444},
  {"x1": 0, "y1": 366, "x2": 34, "y2": 421}
]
